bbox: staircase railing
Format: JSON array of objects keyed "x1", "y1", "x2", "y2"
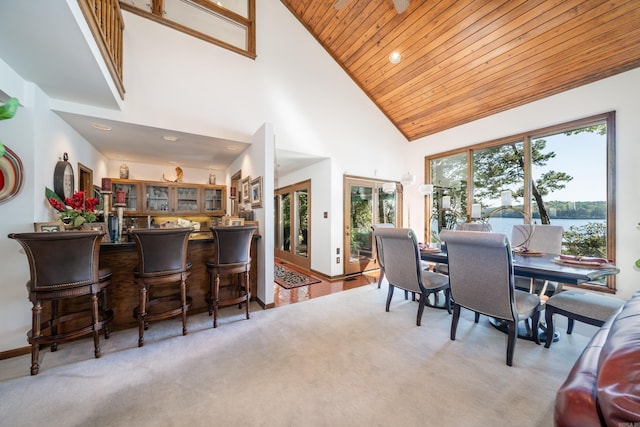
[{"x1": 78, "y1": 0, "x2": 125, "y2": 99}]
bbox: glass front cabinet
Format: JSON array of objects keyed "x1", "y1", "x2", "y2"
[
  {"x1": 110, "y1": 180, "x2": 141, "y2": 213},
  {"x1": 111, "y1": 179, "x2": 226, "y2": 216}
]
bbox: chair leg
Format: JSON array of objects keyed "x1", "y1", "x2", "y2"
[
  {"x1": 506, "y1": 320, "x2": 516, "y2": 366},
  {"x1": 531, "y1": 310, "x2": 540, "y2": 345},
  {"x1": 377, "y1": 270, "x2": 384, "y2": 289},
  {"x1": 474, "y1": 312, "x2": 480, "y2": 323},
  {"x1": 90, "y1": 293, "x2": 102, "y2": 358},
  {"x1": 450, "y1": 304, "x2": 461, "y2": 340},
  {"x1": 567, "y1": 318, "x2": 575, "y2": 334},
  {"x1": 385, "y1": 285, "x2": 395, "y2": 312},
  {"x1": 445, "y1": 289, "x2": 452, "y2": 314},
  {"x1": 30, "y1": 301, "x2": 42, "y2": 376},
  {"x1": 544, "y1": 307, "x2": 555, "y2": 348},
  {"x1": 180, "y1": 275, "x2": 188, "y2": 336},
  {"x1": 416, "y1": 293, "x2": 427, "y2": 326}
]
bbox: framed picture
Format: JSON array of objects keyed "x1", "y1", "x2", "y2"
[
  {"x1": 222, "y1": 216, "x2": 245, "y2": 226},
  {"x1": 241, "y1": 176, "x2": 251, "y2": 203},
  {"x1": 250, "y1": 176, "x2": 263, "y2": 208},
  {"x1": 34, "y1": 221, "x2": 64, "y2": 233},
  {"x1": 82, "y1": 222, "x2": 111, "y2": 242}
]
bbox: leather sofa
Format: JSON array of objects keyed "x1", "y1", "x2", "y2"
[{"x1": 554, "y1": 290, "x2": 640, "y2": 426}]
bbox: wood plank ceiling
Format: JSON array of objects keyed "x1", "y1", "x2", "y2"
[{"x1": 280, "y1": 0, "x2": 640, "y2": 141}]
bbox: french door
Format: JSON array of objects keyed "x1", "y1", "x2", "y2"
[
  {"x1": 274, "y1": 180, "x2": 310, "y2": 270},
  {"x1": 343, "y1": 176, "x2": 402, "y2": 275}
]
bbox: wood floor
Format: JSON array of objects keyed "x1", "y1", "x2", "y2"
[{"x1": 273, "y1": 259, "x2": 380, "y2": 307}]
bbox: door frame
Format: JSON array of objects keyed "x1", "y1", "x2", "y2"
[
  {"x1": 343, "y1": 175, "x2": 403, "y2": 276},
  {"x1": 274, "y1": 180, "x2": 311, "y2": 270}
]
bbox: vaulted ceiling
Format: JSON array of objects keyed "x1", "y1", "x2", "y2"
[{"x1": 281, "y1": 0, "x2": 640, "y2": 141}]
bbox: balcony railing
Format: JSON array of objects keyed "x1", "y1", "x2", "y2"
[{"x1": 78, "y1": 0, "x2": 125, "y2": 99}]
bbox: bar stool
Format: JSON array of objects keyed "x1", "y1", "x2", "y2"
[
  {"x1": 206, "y1": 225, "x2": 257, "y2": 328},
  {"x1": 8, "y1": 231, "x2": 113, "y2": 375},
  {"x1": 130, "y1": 227, "x2": 192, "y2": 347}
]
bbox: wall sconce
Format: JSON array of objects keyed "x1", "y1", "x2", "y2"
[
  {"x1": 382, "y1": 182, "x2": 396, "y2": 194},
  {"x1": 401, "y1": 172, "x2": 416, "y2": 187},
  {"x1": 418, "y1": 184, "x2": 433, "y2": 196}
]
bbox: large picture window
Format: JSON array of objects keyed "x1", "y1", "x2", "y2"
[{"x1": 426, "y1": 112, "x2": 616, "y2": 292}]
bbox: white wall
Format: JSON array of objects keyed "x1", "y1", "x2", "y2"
[{"x1": 404, "y1": 67, "x2": 640, "y2": 301}]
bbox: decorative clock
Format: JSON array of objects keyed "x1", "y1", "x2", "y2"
[{"x1": 53, "y1": 152, "x2": 74, "y2": 200}]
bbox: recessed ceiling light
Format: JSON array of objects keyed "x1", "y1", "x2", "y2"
[
  {"x1": 163, "y1": 135, "x2": 178, "y2": 142},
  {"x1": 92, "y1": 123, "x2": 112, "y2": 131},
  {"x1": 388, "y1": 51, "x2": 402, "y2": 64}
]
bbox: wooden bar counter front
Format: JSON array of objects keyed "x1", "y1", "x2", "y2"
[{"x1": 99, "y1": 234, "x2": 260, "y2": 330}]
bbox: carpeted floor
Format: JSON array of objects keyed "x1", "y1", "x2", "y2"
[
  {"x1": 0, "y1": 283, "x2": 595, "y2": 426},
  {"x1": 274, "y1": 263, "x2": 321, "y2": 289}
]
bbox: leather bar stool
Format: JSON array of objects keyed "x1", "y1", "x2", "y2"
[
  {"x1": 130, "y1": 227, "x2": 192, "y2": 347},
  {"x1": 8, "y1": 230, "x2": 113, "y2": 375},
  {"x1": 206, "y1": 225, "x2": 257, "y2": 328}
]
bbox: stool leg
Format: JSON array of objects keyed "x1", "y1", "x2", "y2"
[
  {"x1": 91, "y1": 293, "x2": 102, "y2": 358},
  {"x1": 138, "y1": 284, "x2": 147, "y2": 347},
  {"x1": 102, "y1": 289, "x2": 111, "y2": 339},
  {"x1": 50, "y1": 299, "x2": 59, "y2": 352},
  {"x1": 180, "y1": 275, "x2": 188, "y2": 336},
  {"x1": 30, "y1": 301, "x2": 42, "y2": 375},
  {"x1": 244, "y1": 270, "x2": 250, "y2": 320},
  {"x1": 213, "y1": 273, "x2": 220, "y2": 328}
]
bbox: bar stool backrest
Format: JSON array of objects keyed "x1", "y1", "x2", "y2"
[
  {"x1": 131, "y1": 228, "x2": 192, "y2": 275},
  {"x1": 210, "y1": 225, "x2": 257, "y2": 266},
  {"x1": 8, "y1": 231, "x2": 104, "y2": 291}
]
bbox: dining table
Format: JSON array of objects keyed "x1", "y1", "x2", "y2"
[{"x1": 419, "y1": 248, "x2": 620, "y2": 341}]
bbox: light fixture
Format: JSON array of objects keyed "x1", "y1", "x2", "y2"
[
  {"x1": 382, "y1": 182, "x2": 396, "y2": 194},
  {"x1": 501, "y1": 190, "x2": 512, "y2": 207},
  {"x1": 163, "y1": 135, "x2": 178, "y2": 142},
  {"x1": 92, "y1": 123, "x2": 111, "y2": 131},
  {"x1": 418, "y1": 184, "x2": 433, "y2": 196},
  {"x1": 400, "y1": 172, "x2": 415, "y2": 187},
  {"x1": 442, "y1": 196, "x2": 451, "y2": 209},
  {"x1": 388, "y1": 51, "x2": 402, "y2": 64}
]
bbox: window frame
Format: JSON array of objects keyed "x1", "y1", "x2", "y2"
[{"x1": 425, "y1": 112, "x2": 616, "y2": 292}]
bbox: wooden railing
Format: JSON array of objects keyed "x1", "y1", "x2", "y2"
[{"x1": 78, "y1": 0, "x2": 125, "y2": 99}]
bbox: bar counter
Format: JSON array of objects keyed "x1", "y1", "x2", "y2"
[{"x1": 98, "y1": 235, "x2": 260, "y2": 330}]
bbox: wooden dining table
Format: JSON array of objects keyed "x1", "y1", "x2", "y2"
[
  {"x1": 419, "y1": 249, "x2": 620, "y2": 341},
  {"x1": 420, "y1": 250, "x2": 620, "y2": 286}
]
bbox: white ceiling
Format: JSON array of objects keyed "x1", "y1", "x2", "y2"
[{"x1": 0, "y1": 1, "x2": 322, "y2": 173}]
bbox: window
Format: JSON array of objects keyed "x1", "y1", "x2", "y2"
[
  {"x1": 426, "y1": 112, "x2": 616, "y2": 292},
  {"x1": 120, "y1": 0, "x2": 256, "y2": 58}
]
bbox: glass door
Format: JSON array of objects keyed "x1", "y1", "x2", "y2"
[
  {"x1": 343, "y1": 176, "x2": 401, "y2": 276},
  {"x1": 274, "y1": 180, "x2": 311, "y2": 270}
]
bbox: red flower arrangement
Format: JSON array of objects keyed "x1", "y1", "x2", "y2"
[{"x1": 45, "y1": 187, "x2": 98, "y2": 226}]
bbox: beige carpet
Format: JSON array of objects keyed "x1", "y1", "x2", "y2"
[{"x1": 0, "y1": 283, "x2": 594, "y2": 427}]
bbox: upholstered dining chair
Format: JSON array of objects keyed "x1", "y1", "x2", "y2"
[
  {"x1": 371, "y1": 223, "x2": 395, "y2": 289},
  {"x1": 440, "y1": 230, "x2": 541, "y2": 366},
  {"x1": 511, "y1": 224, "x2": 564, "y2": 296},
  {"x1": 206, "y1": 225, "x2": 257, "y2": 328},
  {"x1": 130, "y1": 227, "x2": 193, "y2": 347},
  {"x1": 435, "y1": 222, "x2": 492, "y2": 276},
  {"x1": 373, "y1": 227, "x2": 450, "y2": 326},
  {"x1": 8, "y1": 230, "x2": 113, "y2": 375}
]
